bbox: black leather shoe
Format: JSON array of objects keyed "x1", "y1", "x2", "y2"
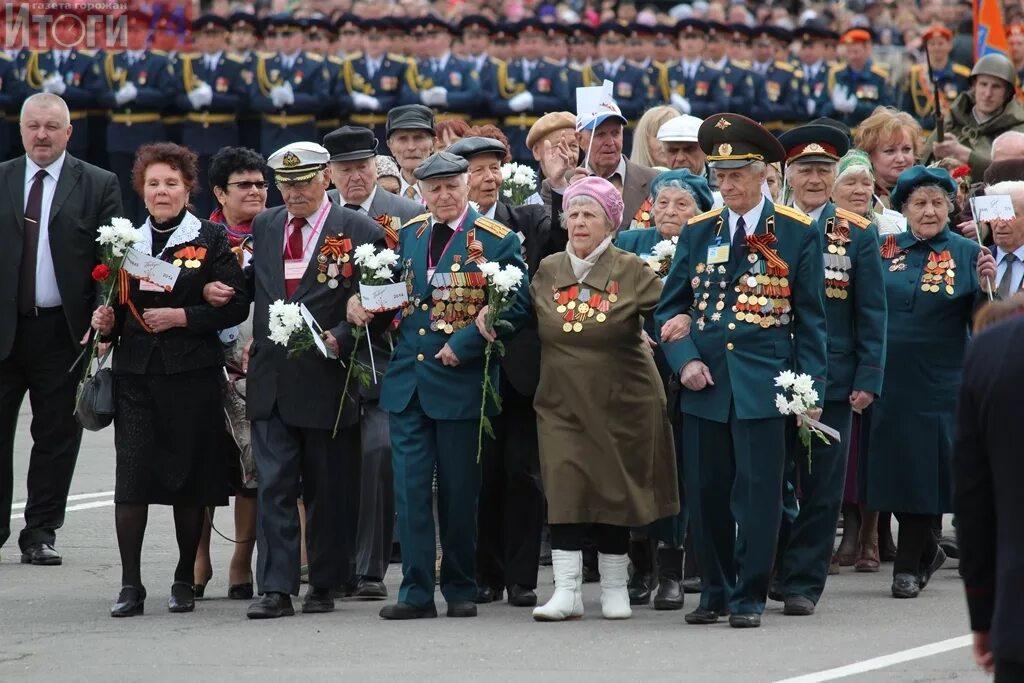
[
  {"x1": 474, "y1": 586, "x2": 502, "y2": 604},
  {"x1": 380, "y1": 601, "x2": 438, "y2": 619},
  {"x1": 247, "y1": 592, "x2": 295, "y2": 619},
  {"x1": 681, "y1": 576, "x2": 702, "y2": 594},
  {"x1": 354, "y1": 578, "x2": 388, "y2": 600},
  {"x1": 767, "y1": 577, "x2": 784, "y2": 602},
  {"x1": 918, "y1": 547, "x2": 947, "y2": 590},
  {"x1": 21, "y1": 543, "x2": 62, "y2": 566},
  {"x1": 507, "y1": 584, "x2": 537, "y2": 607},
  {"x1": 167, "y1": 582, "x2": 195, "y2": 613},
  {"x1": 228, "y1": 582, "x2": 254, "y2": 600},
  {"x1": 653, "y1": 578, "x2": 684, "y2": 610},
  {"x1": 111, "y1": 585, "x2": 146, "y2": 618},
  {"x1": 302, "y1": 587, "x2": 336, "y2": 613},
  {"x1": 446, "y1": 601, "x2": 478, "y2": 617},
  {"x1": 628, "y1": 573, "x2": 655, "y2": 605},
  {"x1": 782, "y1": 595, "x2": 815, "y2": 616},
  {"x1": 938, "y1": 535, "x2": 959, "y2": 559},
  {"x1": 891, "y1": 573, "x2": 921, "y2": 599},
  {"x1": 729, "y1": 613, "x2": 762, "y2": 628},
  {"x1": 684, "y1": 606, "x2": 724, "y2": 624}
]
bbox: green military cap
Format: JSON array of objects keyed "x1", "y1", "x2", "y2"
[
  {"x1": 414, "y1": 152, "x2": 470, "y2": 181},
  {"x1": 698, "y1": 113, "x2": 785, "y2": 170},
  {"x1": 778, "y1": 122, "x2": 850, "y2": 165},
  {"x1": 447, "y1": 136, "x2": 508, "y2": 161}
]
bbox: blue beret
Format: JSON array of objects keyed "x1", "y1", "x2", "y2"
[
  {"x1": 651, "y1": 169, "x2": 714, "y2": 213},
  {"x1": 889, "y1": 166, "x2": 957, "y2": 212}
]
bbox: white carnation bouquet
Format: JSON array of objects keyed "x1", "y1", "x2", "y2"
[
  {"x1": 645, "y1": 236, "x2": 677, "y2": 276},
  {"x1": 93, "y1": 217, "x2": 146, "y2": 304},
  {"x1": 774, "y1": 370, "x2": 830, "y2": 470},
  {"x1": 267, "y1": 300, "x2": 317, "y2": 357},
  {"x1": 500, "y1": 162, "x2": 537, "y2": 206},
  {"x1": 476, "y1": 261, "x2": 525, "y2": 461}
]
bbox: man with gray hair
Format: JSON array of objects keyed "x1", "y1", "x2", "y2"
[
  {"x1": 0, "y1": 93, "x2": 121, "y2": 566},
  {"x1": 990, "y1": 131, "x2": 1024, "y2": 163},
  {"x1": 976, "y1": 181, "x2": 1024, "y2": 298}
]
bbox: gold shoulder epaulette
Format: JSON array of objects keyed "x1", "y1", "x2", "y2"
[
  {"x1": 305, "y1": 52, "x2": 324, "y2": 62},
  {"x1": 225, "y1": 53, "x2": 244, "y2": 64},
  {"x1": 258, "y1": 51, "x2": 275, "y2": 59},
  {"x1": 79, "y1": 49, "x2": 95, "y2": 58},
  {"x1": 690, "y1": 207, "x2": 724, "y2": 223},
  {"x1": 836, "y1": 207, "x2": 872, "y2": 229},
  {"x1": 774, "y1": 203, "x2": 812, "y2": 225},
  {"x1": 774, "y1": 60, "x2": 794, "y2": 72},
  {"x1": 828, "y1": 62, "x2": 846, "y2": 75},
  {"x1": 489, "y1": 56, "x2": 507, "y2": 67},
  {"x1": 152, "y1": 49, "x2": 167, "y2": 56},
  {"x1": 542, "y1": 57, "x2": 561, "y2": 66},
  {"x1": 870, "y1": 63, "x2": 889, "y2": 77},
  {"x1": 952, "y1": 63, "x2": 972, "y2": 77},
  {"x1": 328, "y1": 54, "x2": 344, "y2": 65},
  {"x1": 733, "y1": 59, "x2": 751, "y2": 69},
  {"x1": 180, "y1": 51, "x2": 199, "y2": 59},
  {"x1": 475, "y1": 216, "x2": 511, "y2": 238},
  {"x1": 0, "y1": 52, "x2": 11, "y2": 62},
  {"x1": 404, "y1": 212, "x2": 431, "y2": 229}
]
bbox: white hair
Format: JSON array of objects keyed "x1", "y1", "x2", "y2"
[
  {"x1": 985, "y1": 180, "x2": 1024, "y2": 208},
  {"x1": 20, "y1": 93, "x2": 70, "y2": 127},
  {"x1": 991, "y1": 131, "x2": 1024, "y2": 161}
]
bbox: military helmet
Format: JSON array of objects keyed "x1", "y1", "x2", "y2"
[{"x1": 970, "y1": 54, "x2": 1019, "y2": 100}]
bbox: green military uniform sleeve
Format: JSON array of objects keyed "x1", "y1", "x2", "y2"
[
  {"x1": 851, "y1": 224, "x2": 888, "y2": 395},
  {"x1": 655, "y1": 221, "x2": 700, "y2": 372},
  {"x1": 791, "y1": 222, "x2": 828, "y2": 403}
]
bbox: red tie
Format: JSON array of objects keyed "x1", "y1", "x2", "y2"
[{"x1": 285, "y1": 216, "x2": 305, "y2": 298}]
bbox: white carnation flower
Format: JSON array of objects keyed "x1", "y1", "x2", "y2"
[
  {"x1": 492, "y1": 265, "x2": 524, "y2": 293},
  {"x1": 353, "y1": 243, "x2": 377, "y2": 265},
  {"x1": 775, "y1": 394, "x2": 791, "y2": 414},
  {"x1": 652, "y1": 239, "x2": 676, "y2": 261},
  {"x1": 376, "y1": 248, "x2": 399, "y2": 268},
  {"x1": 806, "y1": 388, "x2": 819, "y2": 406},
  {"x1": 372, "y1": 267, "x2": 393, "y2": 281},
  {"x1": 503, "y1": 188, "x2": 513, "y2": 198},
  {"x1": 792, "y1": 373, "x2": 814, "y2": 396},
  {"x1": 775, "y1": 370, "x2": 796, "y2": 389},
  {"x1": 787, "y1": 398, "x2": 806, "y2": 415},
  {"x1": 501, "y1": 164, "x2": 513, "y2": 182},
  {"x1": 478, "y1": 261, "x2": 501, "y2": 278}
]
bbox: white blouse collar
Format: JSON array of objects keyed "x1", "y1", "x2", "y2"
[{"x1": 137, "y1": 211, "x2": 202, "y2": 257}]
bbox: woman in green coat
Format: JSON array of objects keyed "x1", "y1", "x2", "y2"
[{"x1": 861, "y1": 166, "x2": 984, "y2": 599}]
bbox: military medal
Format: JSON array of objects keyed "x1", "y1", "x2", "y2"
[
  {"x1": 823, "y1": 218, "x2": 852, "y2": 300},
  {"x1": 921, "y1": 249, "x2": 955, "y2": 296},
  {"x1": 318, "y1": 236, "x2": 353, "y2": 287},
  {"x1": 554, "y1": 283, "x2": 614, "y2": 332},
  {"x1": 732, "y1": 217, "x2": 791, "y2": 328}
]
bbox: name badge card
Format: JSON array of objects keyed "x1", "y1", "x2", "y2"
[
  {"x1": 706, "y1": 243, "x2": 730, "y2": 264},
  {"x1": 284, "y1": 259, "x2": 306, "y2": 280},
  {"x1": 123, "y1": 247, "x2": 181, "y2": 293}
]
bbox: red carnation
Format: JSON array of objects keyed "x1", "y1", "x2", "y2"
[
  {"x1": 952, "y1": 165, "x2": 971, "y2": 180},
  {"x1": 92, "y1": 264, "x2": 111, "y2": 282}
]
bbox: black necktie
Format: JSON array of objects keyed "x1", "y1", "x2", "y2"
[
  {"x1": 19, "y1": 169, "x2": 47, "y2": 314},
  {"x1": 998, "y1": 253, "x2": 1018, "y2": 298},
  {"x1": 429, "y1": 222, "x2": 452, "y2": 264},
  {"x1": 731, "y1": 216, "x2": 748, "y2": 273},
  {"x1": 344, "y1": 203, "x2": 362, "y2": 213}
]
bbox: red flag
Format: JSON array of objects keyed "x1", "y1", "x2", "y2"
[{"x1": 975, "y1": 0, "x2": 1010, "y2": 59}]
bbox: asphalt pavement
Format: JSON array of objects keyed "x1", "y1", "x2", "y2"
[{"x1": 1, "y1": 406, "x2": 988, "y2": 683}]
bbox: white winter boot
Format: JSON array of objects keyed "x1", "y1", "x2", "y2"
[
  {"x1": 533, "y1": 549, "x2": 584, "y2": 621},
  {"x1": 598, "y1": 553, "x2": 632, "y2": 619}
]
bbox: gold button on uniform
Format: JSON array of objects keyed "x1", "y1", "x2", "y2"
[
  {"x1": 726, "y1": 343, "x2": 734, "y2": 351},
  {"x1": 421, "y1": 303, "x2": 429, "y2": 311},
  {"x1": 418, "y1": 328, "x2": 426, "y2": 336},
  {"x1": 728, "y1": 323, "x2": 736, "y2": 330},
  {"x1": 416, "y1": 353, "x2": 424, "y2": 361}
]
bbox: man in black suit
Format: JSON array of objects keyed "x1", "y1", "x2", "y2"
[
  {"x1": 954, "y1": 315, "x2": 1024, "y2": 680},
  {"x1": 245, "y1": 141, "x2": 386, "y2": 619},
  {"x1": 976, "y1": 181, "x2": 1024, "y2": 299},
  {"x1": 0, "y1": 93, "x2": 121, "y2": 565}
]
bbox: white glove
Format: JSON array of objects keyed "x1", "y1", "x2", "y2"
[
  {"x1": 352, "y1": 92, "x2": 380, "y2": 110},
  {"x1": 508, "y1": 91, "x2": 533, "y2": 112},
  {"x1": 114, "y1": 82, "x2": 138, "y2": 106},
  {"x1": 830, "y1": 84, "x2": 850, "y2": 112},
  {"x1": 843, "y1": 91, "x2": 858, "y2": 112},
  {"x1": 187, "y1": 83, "x2": 213, "y2": 109},
  {"x1": 420, "y1": 86, "x2": 445, "y2": 107},
  {"x1": 430, "y1": 86, "x2": 447, "y2": 108},
  {"x1": 43, "y1": 73, "x2": 66, "y2": 95},
  {"x1": 279, "y1": 81, "x2": 294, "y2": 106},
  {"x1": 670, "y1": 93, "x2": 691, "y2": 115},
  {"x1": 806, "y1": 98, "x2": 816, "y2": 116},
  {"x1": 270, "y1": 84, "x2": 293, "y2": 108}
]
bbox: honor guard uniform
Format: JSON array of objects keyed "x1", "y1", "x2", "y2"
[
  {"x1": 771, "y1": 124, "x2": 887, "y2": 615},
  {"x1": 174, "y1": 15, "x2": 249, "y2": 218},
  {"x1": 564, "y1": 25, "x2": 597, "y2": 95},
  {"x1": 456, "y1": 15, "x2": 502, "y2": 127},
  {"x1": 406, "y1": 16, "x2": 482, "y2": 125},
  {"x1": 631, "y1": 24, "x2": 673, "y2": 112},
  {"x1": 588, "y1": 23, "x2": 647, "y2": 150},
  {"x1": 377, "y1": 152, "x2": 528, "y2": 619},
  {"x1": 304, "y1": 17, "x2": 343, "y2": 140},
  {"x1": 795, "y1": 25, "x2": 833, "y2": 121},
  {"x1": 228, "y1": 12, "x2": 262, "y2": 153},
  {"x1": 819, "y1": 29, "x2": 891, "y2": 131},
  {"x1": 97, "y1": 10, "x2": 176, "y2": 223},
  {"x1": 900, "y1": 25, "x2": 972, "y2": 133},
  {"x1": 337, "y1": 18, "x2": 416, "y2": 145},
  {"x1": 666, "y1": 21, "x2": 729, "y2": 119},
  {"x1": 745, "y1": 26, "x2": 805, "y2": 132},
  {"x1": 655, "y1": 114, "x2": 827, "y2": 627},
  {"x1": 705, "y1": 23, "x2": 758, "y2": 119},
  {"x1": 0, "y1": 50, "x2": 14, "y2": 160},
  {"x1": 492, "y1": 19, "x2": 569, "y2": 165},
  {"x1": 248, "y1": 14, "x2": 329, "y2": 195}
]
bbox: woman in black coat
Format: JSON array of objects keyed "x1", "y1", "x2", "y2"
[{"x1": 92, "y1": 143, "x2": 249, "y2": 617}]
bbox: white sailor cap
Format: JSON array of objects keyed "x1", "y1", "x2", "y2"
[{"x1": 267, "y1": 142, "x2": 330, "y2": 182}]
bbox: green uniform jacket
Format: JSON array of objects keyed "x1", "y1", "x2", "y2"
[
  {"x1": 924, "y1": 94, "x2": 1024, "y2": 178},
  {"x1": 615, "y1": 227, "x2": 662, "y2": 258},
  {"x1": 864, "y1": 226, "x2": 983, "y2": 514},
  {"x1": 815, "y1": 202, "x2": 887, "y2": 400},
  {"x1": 655, "y1": 201, "x2": 828, "y2": 423},
  {"x1": 379, "y1": 207, "x2": 528, "y2": 421}
]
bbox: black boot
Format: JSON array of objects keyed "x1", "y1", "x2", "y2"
[
  {"x1": 653, "y1": 547, "x2": 684, "y2": 610},
  {"x1": 627, "y1": 539, "x2": 656, "y2": 606}
]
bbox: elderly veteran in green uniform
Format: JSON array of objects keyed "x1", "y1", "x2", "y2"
[
  {"x1": 771, "y1": 123, "x2": 888, "y2": 616},
  {"x1": 359, "y1": 152, "x2": 528, "y2": 619},
  {"x1": 655, "y1": 114, "x2": 828, "y2": 629},
  {"x1": 862, "y1": 166, "x2": 984, "y2": 600},
  {"x1": 615, "y1": 168, "x2": 714, "y2": 610}
]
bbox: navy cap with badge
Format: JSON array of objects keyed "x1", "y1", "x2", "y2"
[
  {"x1": 387, "y1": 104, "x2": 436, "y2": 138},
  {"x1": 264, "y1": 13, "x2": 305, "y2": 33},
  {"x1": 192, "y1": 14, "x2": 229, "y2": 33},
  {"x1": 675, "y1": 18, "x2": 709, "y2": 37},
  {"x1": 595, "y1": 21, "x2": 630, "y2": 38},
  {"x1": 228, "y1": 11, "x2": 259, "y2": 33},
  {"x1": 323, "y1": 126, "x2": 379, "y2": 162},
  {"x1": 778, "y1": 123, "x2": 851, "y2": 165},
  {"x1": 414, "y1": 152, "x2": 470, "y2": 181},
  {"x1": 457, "y1": 15, "x2": 496, "y2": 35},
  {"x1": 699, "y1": 113, "x2": 786, "y2": 169},
  {"x1": 306, "y1": 16, "x2": 337, "y2": 37},
  {"x1": 334, "y1": 13, "x2": 360, "y2": 33}
]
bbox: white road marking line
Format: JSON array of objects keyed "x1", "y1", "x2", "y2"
[
  {"x1": 11, "y1": 491, "x2": 115, "y2": 510},
  {"x1": 773, "y1": 635, "x2": 972, "y2": 683}
]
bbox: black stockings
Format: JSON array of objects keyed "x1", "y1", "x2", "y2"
[{"x1": 115, "y1": 503, "x2": 205, "y2": 587}]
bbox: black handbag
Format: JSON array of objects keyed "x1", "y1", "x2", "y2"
[{"x1": 75, "y1": 346, "x2": 115, "y2": 431}]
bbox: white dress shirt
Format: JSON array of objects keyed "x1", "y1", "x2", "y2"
[
  {"x1": 339, "y1": 186, "x2": 376, "y2": 214},
  {"x1": 482, "y1": 202, "x2": 497, "y2": 219},
  {"x1": 680, "y1": 59, "x2": 702, "y2": 80},
  {"x1": 284, "y1": 195, "x2": 330, "y2": 267},
  {"x1": 366, "y1": 56, "x2": 382, "y2": 79},
  {"x1": 279, "y1": 50, "x2": 301, "y2": 70},
  {"x1": 584, "y1": 155, "x2": 628, "y2": 188},
  {"x1": 996, "y1": 244, "x2": 1024, "y2": 294},
  {"x1": 203, "y1": 51, "x2": 223, "y2": 71},
  {"x1": 799, "y1": 203, "x2": 827, "y2": 223},
  {"x1": 125, "y1": 50, "x2": 145, "y2": 65},
  {"x1": 602, "y1": 58, "x2": 624, "y2": 75},
  {"x1": 729, "y1": 197, "x2": 766, "y2": 242},
  {"x1": 399, "y1": 176, "x2": 423, "y2": 204},
  {"x1": 25, "y1": 152, "x2": 66, "y2": 308}
]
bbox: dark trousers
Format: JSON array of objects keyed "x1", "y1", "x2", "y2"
[
  {"x1": 0, "y1": 309, "x2": 83, "y2": 551},
  {"x1": 778, "y1": 400, "x2": 854, "y2": 603},
  {"x1": 109, "y1": 152, "x2": 145, "y2": 224},
  {"x1": 550, "y1": 523, "x2": 629, "y2": 554},
  {"x1": 476, "y1": 385, "x2": 544, "y2": 590},
  {"x1": 684, "y1": 412, "x2": 786, "y2": 615},
  {"x1": 390, "y1": 392, "x2": 481, "y2": 607},
  {"x1": 252, "y1": 407, "x2": 356, "y2": 595},
  {"x1": 355, "y1": 403, "x2": 395, "y2": 581},
  {"x1": 893, "y1": 511, "x2": 939, "y2": 576},
  {"x1": 997, "y1": 660, "x2": 1024, "y2": 683}
]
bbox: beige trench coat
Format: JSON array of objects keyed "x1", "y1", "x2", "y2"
[{"x1": 531, "y1": 246, "x2": 679, "y2": 527}]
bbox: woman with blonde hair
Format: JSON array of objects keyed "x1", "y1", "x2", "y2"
[
  {"x1": 630, "y1": 106, "x2": 680, "y2": 168},
  {"x1": 853, "y1": 107, "x2": 924, "y2": 210}
]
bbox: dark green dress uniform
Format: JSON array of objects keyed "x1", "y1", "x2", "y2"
[
  {"x1": 863, "y1": 226, "x2": 981, "y2": 515},
  {"x1": 316, "y1": 54, "x2": 344, "y2": 140},
  {"x1": 751, "y1": 57, "x2": 806, "y2": 133},
  {"x1": 492, "y1": 47, "x2": 568, "y2": 164},
  {"x1": 900, "y1": 62, "x2": 972, "y2": 134},
  {"x1": 96, "y1": 49, "x2": 176, "y2": 223},
  {"x1": 818, "y1": 59, "x2": 891, "y2": 130},
  {"x1": 20, "y1": 49, "x2": 102, "y2": 160},
  {"x1": 665, "y1": 60, "x2": 729, "y2": 118},
  {"x1": 379, "y1": 154, "x2": 528, "y2": 612},
  {"x1": 655, "y1": 115, "x2": 827, "y2": 622},
  {"x1": 406, "y1": 53, "x2": 482, "y2": 124},
  {"x1": 248, "y1": 49, "x2": 329, "y2": 158},
  {"x1": 336, "y1": 47, "x2": 416, "y2": 145}
]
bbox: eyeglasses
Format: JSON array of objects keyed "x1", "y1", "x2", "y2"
[{"x1": 228, "y1": 180, "x2": 269, "y2": 190}]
